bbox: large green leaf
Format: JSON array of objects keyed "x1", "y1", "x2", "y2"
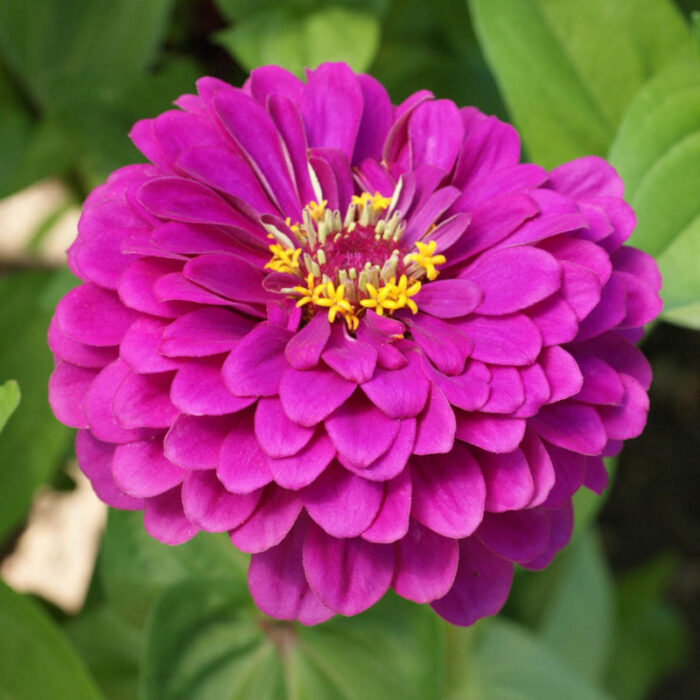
[
  {"x1": 537, "y1": 534, "x2": 614, "y2": 682},
  {"x1": 216, "y1": 6, "x2": 380, "y2": 77},
  {"x1": 0, "y1": 379, "x2": 20, "y2": 433},
  {"x1": 0, "y1": 0, "x2": 175, "y2": 108},
  {"x1": 99, "y1": 509, "x2": 248, "y2": 626},
  {"x1": 468, "y1": 0, "x2": 694, "y2": 167},
  {"x1": 142, "y1": 578, "x2": 445, "y2": 700},
  {"x1": 609, "y1": 58, "x2": 700, "y2": 327},
  {"x1": 0, "y1": 580, "x2": 102, "y2": 699},
  {"x1": 607, "y1": 556, "x2": 689, "y2": 700},
  {"x1": 64, "y1": 606, "x2": 143, "y2": 700},
  {"x1": 455, "y1": 619, "x2": 611, "y2": 700},
  {"x1": 0, "y1": 269, "x2": 77, "y2": 541}
]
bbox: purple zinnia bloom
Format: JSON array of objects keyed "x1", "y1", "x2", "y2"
[{"x1": 48, "y1": 63, "x2": 662, "y2": 626}]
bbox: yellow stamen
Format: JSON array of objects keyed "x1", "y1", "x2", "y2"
[
  {"x1": 408, "y1": 240, "x2": 446, "y2": 281},
  {"x1": 265, "y1": 242, "x2": 302, "y2": 274},
  {"x1": 305, "y1": 199, "x2": 328, "y2": 222},
  {"x1": 351, "y1": 191, "x2": 392, "y2": 213},
  {"x1": 360, "y1": 275, "x2": 421, "y2": 316}
]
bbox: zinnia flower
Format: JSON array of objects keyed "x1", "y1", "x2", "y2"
[{"x1": 48, "y1": 63, "x2": 662, "y2": 625}]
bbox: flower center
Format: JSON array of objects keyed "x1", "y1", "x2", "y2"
[{"x1": 264, "y1": 192, "x2": 446, "y2": 330}]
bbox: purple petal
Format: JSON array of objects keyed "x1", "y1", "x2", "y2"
[
  {"x1": 230, "y1": 486, "x2": 303, "y2": 553},
  {"x1": 548, "y1": 156, "x2": 623, "y2": 199},
  {"x1": 284, "y1": 313, "x2": 331, "y2": 370},
  {"x1": 521, "y1": 430, "x2": 555, "y2": 507},
  {"x1": 481, "y1": 367, "x2": 525, "y2": 415},
  {"x1": 402, "y1": 187, "x2": 461, "y2": 247},
  {"x1": 342, "y1": 418, "x2": 416, "y2": 482},
  {"x1": 353, "y1": 74, "x2": 393, "y2": 163},
  {"x1": 84, "y1": 360, "x2": 156, "y2": 444},
  {"x1": 183, "y1": 253, "x2": 272, "y2": 304},
  {"x1": 477, "y1": 508, "x2": 550, "y2": 564},
  {"x1": 138, "y1": 176, "x2": 254, "y2": 228},
  {"x1": 539, "y1": 346, "x2": 584, "y2": 403},
  {"x1": 321, "y1": 326, "x2": 377, "y2": 383},
  {"x1": 611, "y1": 246, "x2": 661, "y2": 291},
  {"x1": 56, "y1": 283, "x2": 136, "y2": 347},
  {"x1": 248, "y1": 519, "x2": 334, "y2": 624},
  {"x1": 478, "y1": 448, "x2": 534, "y2": 512},
  {"x1": 212, "y1": 89, "x2": 300, "y2": 217},
  {"x1": 164, "y1": 414, "x2": 231, "y2": 470},
  {"x1": 222, "y1": 324, "x2": 292, "y2": 397},
  {"x1": 414, "y1": 385, "x2": 456, "y2": 455},
  {"x1": 302, "y1": 463, "x2": 383, "y2": 537},
  {"x1": 514, "y1": 363, "x2": 551, "y2": 418},
  {"x1": 456, "y1": 313, "x2": 542, "y2": 366},
  {"x1": 120, "y1": 317, "x2": 179, "y2": 374},
  {"x1": 452, "y1": 116, "x2": 520, "y2": 188},
  {"x1": 411, "y1": 446, "x2": 486, "y2": 538},
  {"x1": 362, "y1": 470, "x2": 412, "y2": 544},
  {"x1": 325, "y1": 393, "x2": 400, "y2": 467},
  {"x1": 112, "y1": 439, "x2": 184, "y2": 498},
  {"x1": 48, "y1": 362, "x2": 95, "y2": 428},
  {"x1": 393, "y1": 520, "x2": 459, "y2": 604},
  {"x1": 280, "y1": 367, "x2": 356, "y2": 427},
  {"x1": 456, "y1": 413, "x2": 525, "y2": 453},
  {"x1": 409, "y1": 316, "x2": 472, "y2": 376},
  {"x1": 572, "y1": 356, "x2": 624, "y2": 406},
  {"x1": 171, "y1": 356, "x2": 255, "y2": 416},
  {"x1": 267, "y1": 431, "x2": 336, "y2": 490},
  {"x1": 361, "y1": 349, "x2": 429, "y2": 419},
  {"x1": 112, "y1": 370, "x2": 177, "y2": 430},
  {"x1": 413, "y1": 279, "x2": 482, "y2": 319},
  {"x1": 161, "y1": 308, "x2": 255, "y2": 358},
  {"x1": 598, "y1": 373, "x2": 649, "y2": 440},
  {"x1": 75, "y1": 430, "x2": 143, "y2": 509},
  {"x1": 542, "y1": 444, "x2": 588, "y2": 508},
  {"x1": 521, "y1": 501, "x2": 574, "y2": 570},
  {"x1": 409, "y1": 99, "x2": 464, "y2": 172},
  {"x1": 254, "y1": 397, "x2": 314, "y2": 458},
  {"x1": 182, "y1": 470, "x2": 260, "y2": 532},
  {"x1": 425, "y1": 359, "x2": 490, "y2": 412},
  {"x1": 303, "y1": 524, "x2": 395, "y2": 616},
  {"x1": 531, "y1": 403, "x2": 607, "y2": 456},
  {"x1": 529, "y1": 294, "x2": 579, "y2": 346},
  {"x1": 143, "y1": 487, "x2": 198, "y2": 545},
  {"x1": 248, "y1": 65, "x2": 303, "y2": 104},
  {"x1": 48, "y1": 316, "x2": 118, "y2": 369},
  {"x1": 431, "y1": 538, "x2": 513, "y2": 626},
  {"x1": 463, "y1": 247, "x2": 561, "y2": 315},
  {"x1": 301, "y1": 63, "x2": 363, "y2": 159},
  {"x1": 217, "y1": 411, "x2": 272, "y2": 493},
  {"x1": 176, "y1": 146, "x2": 276, "y2": 215}
]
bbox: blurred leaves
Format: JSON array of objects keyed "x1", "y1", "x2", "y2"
[
  {"x1": 142, "y1": 578, "x2": 444, "y2": 700},
  {"x1": 607, "y1": 556, "x2": 689, "y2": 700},
  {"x1": 0, "y1": 580, "x2": 102, "y2": 699},
  {"x1": 0, "y1": 269, "x2": 77, "y2": 541},
  {"x1": 0, "y1": 379, "x2": 20, "y2": 433},
  {"x1": 469, "y1": 0, "x2": 695, "y2": 168},
  {"x1": 610, "y1": 57, "x2": 700, "y2": 329},
  {"x1": 216, "y1": 6, "x2": 380, "y2": 77},
  {"x1": 457, "y1": 619, "x2": 610, "y2": 700},
  {"x1": 99, "y1": 509, "x2": 248, "y2": 627}
]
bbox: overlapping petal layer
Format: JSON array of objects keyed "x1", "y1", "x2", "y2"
[{"x1": 49, "y1": 63, "x2": 661, "y2": 626}]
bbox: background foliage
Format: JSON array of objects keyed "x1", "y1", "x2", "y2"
[{"x1": 0, "y1": 0, "x2": 698, "y2": 698}]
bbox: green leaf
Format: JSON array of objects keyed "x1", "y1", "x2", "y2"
[
  {"x1": 0, "y1": 0, "x2": 176, "y2": 108},
  {"x1": 468, "y1": 0, "x2": 694, "y2": 167},
  {"x1": 537, "y1": 534, "x2": 614, "y2": 682},
  {"x1": 0, "y1": 379, "x2": 20, "y2": 432},
  {"x1": 458, "y1": 619, "x2": 611, "y2": 700},
  {"x1": 216, "y1": 6, "x2": 380, "y2": 77},
  {"x1": 99, "y1": 509, "x2": 248, "y2": 627},
  {"x1": 0, "y1": 270, "x2": 76, "y2": 541},
  {"x1": 0, "y1": 580, "x2": 102, "y2": 699},
  {"x1": 607, "y1": 556, "x2": 689, "y2": 700},
  {"x1": 609, "y1": 58, "x2": 700, "y2": 327},
  {"x1": 64, "y1": 606, "x2": 143, "y2": 700},
  {"x1": 142, "y1": 577, "x2": 445, "y2": 700}
]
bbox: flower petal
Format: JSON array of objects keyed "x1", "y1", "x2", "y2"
[
  {"x1": 304, "y1": 525, "x2": 395, "y2": 616},
  {"x1": 113, "y1": 439, "x2": 184, "y2": 498}
]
